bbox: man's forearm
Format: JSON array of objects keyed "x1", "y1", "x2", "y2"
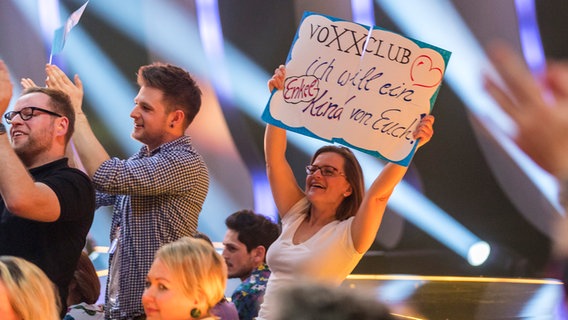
[
  {"x1": 72, "y1": 113, "x2": 110, "y2": 177},
  {"x1": 0, "y1": 134, "x2": 60, "y2": 221}
]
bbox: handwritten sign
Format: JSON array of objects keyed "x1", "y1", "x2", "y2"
[{"x1": 262, "y1": 12, "x2": 451, "y2": 166}]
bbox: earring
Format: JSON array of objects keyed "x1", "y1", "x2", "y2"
[{"x1": 190, "y1": 308, "x2": 201, "y2": 319}]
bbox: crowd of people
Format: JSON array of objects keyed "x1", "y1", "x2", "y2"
[
  {"x1": 0, "y1": 55, "x2": 426, "y2": 319},
  {"x1": 4, "y1": 36, "x2": 562, "y2": 320}
]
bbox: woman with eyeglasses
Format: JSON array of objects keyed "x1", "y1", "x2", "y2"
[{"x1": 256, "y1": 65, "x2": 435, "y2": 319}]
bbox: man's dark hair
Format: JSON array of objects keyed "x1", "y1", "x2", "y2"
[
  {"x1": 137, "y1": 62, "x2": 202, "y2": 129},
  {"x1": 225, "y1": 210, "x2": 280, "y2": 253}
]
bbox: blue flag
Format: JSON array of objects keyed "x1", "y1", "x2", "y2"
[{"x1": 50, "y1": 1, "x2": 89, "y2": 60}]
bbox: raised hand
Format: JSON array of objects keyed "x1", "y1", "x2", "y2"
[
  {"x1": 485, "y1": 42, "x2": 568, "y2": 179},
  {"x1": 0, "y1": 60, "x2": 13, "y2": 115},
  {"x1": 20, "y1": 78, "x2": 38, "y2": 89},
  {"x1": 45, "y1": 64, "x2": 84, "y2": 114},
  {"x1": 415, "y1": 114, "x2": 434, "y2": 148},
  {"x1": 268, "y1": 65, "x2": 286, "y2": 92}
]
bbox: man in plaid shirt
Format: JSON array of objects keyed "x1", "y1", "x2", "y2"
[{"x1": 46, "y1": 62, "x2": 209, "y2": 320}]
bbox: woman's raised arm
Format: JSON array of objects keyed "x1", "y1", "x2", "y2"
[{"x1": 264, "y1": 66, "x2": 304, "y2": 217}]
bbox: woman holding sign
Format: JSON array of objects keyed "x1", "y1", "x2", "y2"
[{"x1": 258, "y1": 65, "x2": 435, "y2": 319}]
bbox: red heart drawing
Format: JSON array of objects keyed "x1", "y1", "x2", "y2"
[{"x1": 410, "y1": 55, "x2": 443, "y2": 88}]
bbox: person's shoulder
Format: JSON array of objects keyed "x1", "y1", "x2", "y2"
[
  {"x1": 160, "y1": 135, "x2": 193, "y2": 150},
  {"x1": 38, "y1": 159, "x2": 93, "y2": 188},
  {"x1": 59, "y1": 166, "x2": 95, "y2": 188},
  {"x1": 211, "y1": 299, "x2": 238, "y2": 320},
  {"x1": 282, "y1": 197, "x2": 309, "y2": 223},
  {"x1": 157, "y1": 137, "x2": 206, "y2": 161},
  {"x1": 62, "y1": 166, "x2": 91, "y2": 179}
]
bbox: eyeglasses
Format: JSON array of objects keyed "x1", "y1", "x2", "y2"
[
  {"x1": 3, "y1": 106, "x2": 63, "y2": 124},
  {"x1": 305, "y1": 165, "x2": 345, "y2": 177}
]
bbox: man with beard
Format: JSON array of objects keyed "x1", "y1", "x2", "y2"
[
  {"x1": 222, "y1": 210, "x2": 280, "y2": 320},
  {"x1": 0, "y1": 60, "x2": 95, "y2": 317}
]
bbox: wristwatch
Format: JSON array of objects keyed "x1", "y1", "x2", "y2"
[{"x1": 0, "y1": 123, "x2": 5, "y2": 135}]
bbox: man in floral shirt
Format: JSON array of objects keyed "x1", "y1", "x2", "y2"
[{"x1": 222, "y1": 210, "x2": 280, "y2": 320}]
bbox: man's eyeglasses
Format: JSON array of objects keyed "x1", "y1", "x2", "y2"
[
  {"x1": 3, "y1": 106, "x2": 63, "y2": 124},
  {"x1": 305, "y1": 165, "x2": 345, "y2": 177}
]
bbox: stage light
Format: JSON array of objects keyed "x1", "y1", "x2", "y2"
[
  {"x1": 515, "y1": 0, "x2": 546, "y2": 77},
  {"x1": 37, "y1": 0, "x2": 60, "y2": 47},
  {"x1": 194, "y1": 0, "x2": 276, "y2": 220},
  {"x1": 83, "y1": 0, "x2": 209, "y2": 78},
  {"x1": 467, "y1": 241, "x2": 491, "y2": 266},
  {"x1": 388, "y1": 174, "x2": 491, "y2": 265},
  {"x1": 351, "y1": 0, "x2": 375, "y2": 27},
  {"x1": 375, "y1": 0, "x2": 563, "y2": 231},
  {"x1": 518, "y1": 282, "x2": 566, "y2": 318}
]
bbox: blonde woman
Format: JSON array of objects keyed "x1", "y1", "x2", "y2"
[
  {"x1": 142, "y1": 237, "x2": 227, "y2": 320},
  {"x1": 0, "y1": 256, "x2": 60, "y2": 320}
]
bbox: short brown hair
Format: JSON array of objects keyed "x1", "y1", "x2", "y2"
[{"x1": 137, "y1": 63, "x2": 202, "y2": 129}]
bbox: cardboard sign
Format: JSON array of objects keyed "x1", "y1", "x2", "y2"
[{"x1": 262, "y1": 12, "x2": 451, "y2": 166}]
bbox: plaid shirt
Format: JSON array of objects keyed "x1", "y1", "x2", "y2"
[
  {"x1": 93, "y1": 136, "x2": 209, "y2": 320},
  {"x1": 231, "y1": 263, "x2": 271, "y2": 320}
]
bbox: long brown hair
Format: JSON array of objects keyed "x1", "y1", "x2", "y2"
[{"x1": 310, "y1": 145, "x2": 364, "y2": 221}]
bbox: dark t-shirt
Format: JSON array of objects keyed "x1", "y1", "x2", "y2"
[{"x1": 0, "y1": 158, "x2": 96, "y2": 313}]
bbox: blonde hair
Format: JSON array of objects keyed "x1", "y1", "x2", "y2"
[
  {"x1": 155, "y1": 237, "x2": 226, "y2": 315},
  {"x1": 0, "y1": 256, "x2": 60, "y2": 320}
]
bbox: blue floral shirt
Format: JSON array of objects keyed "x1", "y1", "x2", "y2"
[
  {"x1": 231, "y1": 263, "x2": 271, "y2": 320},
  {"x1": 63, "y1": 303, "x2": 104, "y2": 320}
]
